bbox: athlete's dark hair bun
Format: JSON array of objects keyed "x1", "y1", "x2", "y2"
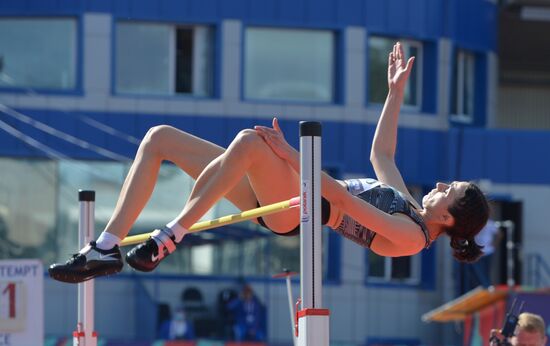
[{"x1": 450, "y1": 236, "x2": 484, "y2": 263}]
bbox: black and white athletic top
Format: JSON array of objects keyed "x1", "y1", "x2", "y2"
[{"x1": 335, "y1": 178, "x2": 430, "y2": 249}]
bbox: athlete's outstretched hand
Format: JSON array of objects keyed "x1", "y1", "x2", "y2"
[
  {"x1": 254, "y1": 117, "x2": 297, "y2": 164},
  {"x1": 388, "y1": 42, "x2": 415, "y2": 91}
]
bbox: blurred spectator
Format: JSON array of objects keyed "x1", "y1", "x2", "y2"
[
  {"x1": 490, "y1": 312, "x2": 547, "y2": 346},
  {"x1": 217, "y1": 288, "x2": 239, "y2": 339},
  {"x1": 158, "y1": 306, "x2": 195, "y2": 340},
  {"x1": 228, "y1": 284, "x2": 266, "y2": 342}
]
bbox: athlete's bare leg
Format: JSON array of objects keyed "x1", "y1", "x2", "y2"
[
  {"x1": 103, "y1": 125, "x2": 259, "y2": 239},
  {"x1": 169, "y1": 129, "x2": 301, "y2": 233}
]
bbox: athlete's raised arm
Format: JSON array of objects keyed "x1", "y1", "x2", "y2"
[{"x1": 370, "y1": 42, "x2": 419, "y2": 208}]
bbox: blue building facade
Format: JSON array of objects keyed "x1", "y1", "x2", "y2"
[{"x1": 1, "y1": 1, "x2": 549, "y2": 345}]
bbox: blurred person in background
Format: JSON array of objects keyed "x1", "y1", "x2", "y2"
[
  {"x1": 227, "y1": 284, "x2": 266, "y2": 342},
  {"x1": 158, "y1": 306, "x2": 195, "y2": 341},
  {"x1": 490, "y1": 312, "x2": 548, "y2": 346}
]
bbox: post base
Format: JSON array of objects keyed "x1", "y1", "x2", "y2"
[{"x1": 296, "y1": 308, "x2": 330, "y2": 346}]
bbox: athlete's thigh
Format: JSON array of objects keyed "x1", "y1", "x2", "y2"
[
  {"x1": 245, "y1": 150, "x2": 301, "y2": 232},
  {"x1": 159, "y1": 126, "x2": 258, "y2": 212}
]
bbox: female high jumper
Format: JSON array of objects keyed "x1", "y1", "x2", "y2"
[{"x1": 49, "y1": 42, "x2": 489, "y2": 283}]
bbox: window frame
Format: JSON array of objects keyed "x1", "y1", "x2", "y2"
[
  {"x1": 450, "y1": 49, "x2": 475, "y2": 123},
  {"x1": 113, "y1": 20, "x2": 215, "y2": 98},
  {"x1": 0, "y1": 16, "x2": 81, "y2": 95},
  {"x1": 366, "y1": 252, "x2": 422, "y2": 286}
]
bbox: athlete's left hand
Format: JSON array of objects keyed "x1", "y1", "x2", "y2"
[{"x1": 254, "y1": 118, "x2": 295, "y2": 163}]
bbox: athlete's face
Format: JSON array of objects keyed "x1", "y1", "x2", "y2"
[{"x1": 422, "y1": 181, "x2": 469, "y2": 224}]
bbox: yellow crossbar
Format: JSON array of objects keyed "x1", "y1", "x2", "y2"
[{"x1": 120, "y1": 196, "x2": 301, "y2": 247}]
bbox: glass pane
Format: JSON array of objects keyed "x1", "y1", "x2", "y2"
[
  {"x1": 0, "y1": 18, "x2": 76, "y2": 90},
  {"x1": 368, "y1": 37, "x2": 393, "y2": 104},
  {"x1": 218, "y1": 241, "x2": 242, "y2": 275},
  {"x1": 451, "y1": 53, "x2": 459, "y2": 114},
  {"x1": 245, "y1": 27, "x2": 334, "y2": 102},
  {"x1": 369, "y1": 37, "x2": 421, "y2": 107},
  {"x1": 269, "y1": 234, "x2": 300, "y2": 274},
  {"x1": 368, "y1": 251, "x2": 385, "y2": 278},
  {"x1": 404, "y1": 45, "x2": 418, "y2": 106},
  {"x1": 176, "y1": 26, "x2": 214, "y2": 96},
  {"x1": 464, "y1": 53, "x2": 475, "y2": 116},
  {"x1": 0, "y1": 159, "x2": 57, "y2": 263},
  {"x1": 242, "y1": 238, "x2": 267, "y2": 276},
  {"x1": 391, "y1": 256, "x2": 412, "y2": 279},
  {"x1": 116, "y1": 22, "x2": 172, "y2": 95}
]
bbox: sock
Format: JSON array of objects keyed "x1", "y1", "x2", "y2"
[
  {"x1": 166, "y1": 219, "x2": 189, "y2": 243},
  {"x1": 96, "y1": 231, "x2": 122, "y2": 250}
]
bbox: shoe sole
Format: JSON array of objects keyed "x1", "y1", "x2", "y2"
[
  {"x1": 48, "y1": 265, "x2": 123, "y2": 284},
  {"x1": 125, "y1": 255, "x2": 157, "y2": 272}
]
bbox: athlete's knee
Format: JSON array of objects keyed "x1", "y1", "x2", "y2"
[
  {"x1": 140, "y1": 125, "x2": 177, "y2": 157},
  {"x1": 232, "y1": 129, "x2": 268, "y2": 157}
]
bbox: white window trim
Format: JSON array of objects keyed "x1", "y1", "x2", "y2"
[
  {"x1": 168, "y1": 26, "x2": 176, "y2": 95},
  {"x1": 401, "y1": 39, "x2": 423, "y2": 112},
  {"x1": 451, "y1": 50, "x2": 475, "y2": 123}
]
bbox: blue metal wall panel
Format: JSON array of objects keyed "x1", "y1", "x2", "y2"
[
  {"x1": 459, "y1": 129, "x2": 487, "y2": 181},
  {"x1": 158, "y1": 0, "x2": 189, "y2": 22},
  {"x1": 485, "y1": 131, "x2": 510, "y2": 183},
  {"x1": 127, "y1": 0, "x2": 161, "y2": 20},
  {"x1": 190, "y1": 0, "x2": 220, "y2": 21},
  {"x1": 220, "y1": 0, "x2": 247, "y2": 19},
  {"x1": 85, "y1": 0, "x2": 113, "y2": 12},
  {"x1": 364, "y1": 1, "x2": 387, "y2": 34},
  {"x1": 408, "y1": 0, "x2": 427, "y2": 38},
  {"x1": 0, "y1": 119, "x2": 20, "y2": 156},
  {"x1": 419, "y1": 129, "x2": 447, "y2": 185},
  {"x1": 449, "y1": 0, "x2": 497, "y2": 51},
  {"x1": 386, "y1": 0, "x2": 410, "y2": 36},
  {"x1": 321, "y1": 121, "x2": 344, "y2": 166},
  {"x1": 112, "y1": 0, "x2": 132, "y2": 18},
  {"x1": 397, "y1": 128, "x2": 421, "y2": 183},
  {"x1": 509, "y1": 132, "x2": 550, "y2": 184},
  {"x1": 26, "y1": 0, "x2": 56, "y2": 13},
  {"x1": 278, "y1": 0, "x2": 306, "y2": 24},
  {"x1": 305, "y1": 0, "x2": 336, "y2": 26},
  {"x1": 336, "y1": 0, "x2": 363, "y2": 26},
  {"x1": 248, "y1": 0, "x2": 278, "y2": 23}
]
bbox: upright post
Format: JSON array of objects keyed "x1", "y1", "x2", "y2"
[
  {"x1": 297, "y1": 121, "x2": 329, "y2": 346},
  {"x1": 74, "y1": 190, "x2": 97, "y2": 346}
]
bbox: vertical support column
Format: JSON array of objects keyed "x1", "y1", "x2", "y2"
[
  {"x1": 297, "y1": 121, "x2": 329, "y2": 346},
  {"x1": 74, "y1": 190, "x2": 97, "y2": 346}
]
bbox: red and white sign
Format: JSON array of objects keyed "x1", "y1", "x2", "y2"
[{"x1": 0, "y1": 260, "x2": 43, "y2": 346}]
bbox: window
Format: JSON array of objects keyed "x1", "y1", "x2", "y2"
[
  {"x1": 368, "y1": 37, "x2": 422, "y2": 108},
  {"x1": 245, "y1": 27, "x2": 335, "y2": 103},
  {"x1": 116, "y1": 22, "x2": 214, "y2": 96},
  {"x1": 0, "y1": 18, "x2": 77, "y2": 90},
  {"x1": 451, "y1": 50, "x2": 475, "y2": 122},
  {"x1": 367, "y1": 252, "x2": 421, "y2": 284},
  {"x1": 0, "y1": 159, "x2": 57, "y2": 262}
]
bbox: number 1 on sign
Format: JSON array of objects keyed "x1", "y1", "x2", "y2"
[
  {"x1": 0, "y1": 281, "x2": 26, "y2": 332},
  {"x1": 2, "y1": 283, "x2": 15, "y2": 318}
]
